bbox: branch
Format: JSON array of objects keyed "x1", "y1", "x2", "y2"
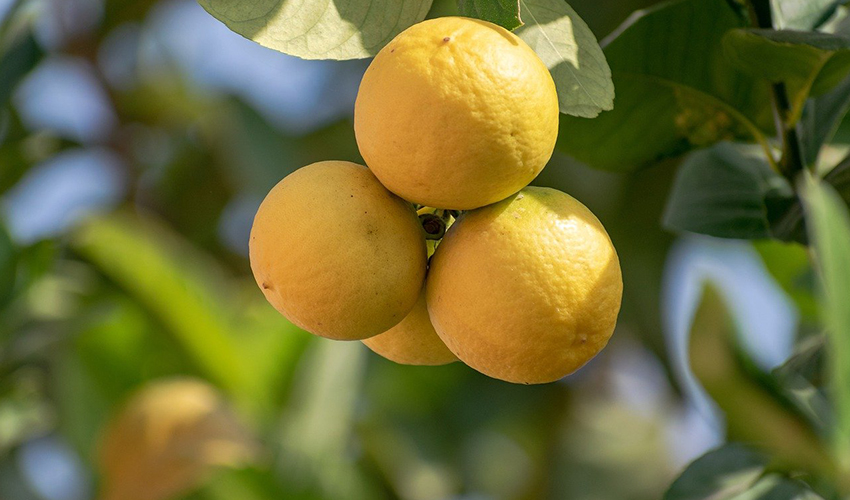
[{"x1": 746, "y1": 0, "x2": 807, "y2": 181}]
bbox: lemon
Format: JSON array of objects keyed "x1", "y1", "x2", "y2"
[
  {"x1": 426, "y1": 187, "x2": 622, "y2": 384},
  {"x1": 98, "y1": 378, "x2": 257, "y2": 500},
  {"x1": 250, "y1": 161, "x2": 427, "y2": 340},
  {"x1": 354, "y1": 17, "x2": 559, "y2": 210},
  {"x1": 363, "y1": 290, "x2": 457, "y2": 365}
]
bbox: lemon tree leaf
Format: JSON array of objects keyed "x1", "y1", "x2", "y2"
[
  {"x1": 70, "y1": 212, "x2": 308, "y2": 422},
  {"x1": 663, "y1": 444, "x2": 769, "y2": 500},
  {"x1": 458, "y1": 0, "x2": 522, "y2": 31},
  {"x1": 801, "y1": 76, "x2": 850, "y2": 165},
  {"x1": 557, "y1": 0, "x2": 773, "y2": 171},
  {"x1": 801, "y1": 173, "x2": 850, "y2": 467},
  {"x1": 685, "y1": 286, "x2": 833, "y2": 476},
  {"x1": 772, "y1": 0, "x2": 842, "y2": 30},
  {"x1": 722, "y1": 29, "x2": 850, "y2": 125},
  {"x1": 514, "y1": 0, "x2": 613, "y2": 118},
  {"x1": 662, "y1": 143, "x2": 800, "y2": 241},
  {"x1": 772, "y1": 335, "x2": 831, "y2": 432},
  {"x1": 196, "y1": 0, "x2": 432, "y2": 60}
]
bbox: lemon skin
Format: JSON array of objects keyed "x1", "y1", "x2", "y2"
[
  {"x1": 249, "y1": 161, "x2": 427, "y2": 340},
  {"x1": 426, "y1": 187, "x2": 622, "y2": 384},
  {"x1": 354, "y1": 17, "x2": 559, "y2": 210},
  {"x1": 363, "y1": 291, "x2": 457, "y2": 366}
]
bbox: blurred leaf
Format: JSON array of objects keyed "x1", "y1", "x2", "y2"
[
  {"x1": 0, "y1": 220, "x2": 15, "y2": 309},
  {"x1": 196, "y1": 0, "x2": 432, "y2": 60},
  {"x1": 0, "y1": 32, "x2": 42, "y2": 107},
  {"x1": 458, "y1": 0, "x2": 522, "y2": 30},
  {"x1": 514, "y1": 0, "x2": 614, "y2": 118},
  {"x1": 98, "y1": 378, "x2": 259, "y2": 500},
  {"x1": 753, "y1": 240, "x2": 817, "y2": 319},
  {"x1": 823, "y1": 154, "x2": 850, "y2": 203},
  {"x1": 663, "y1": 444, "x2": 769, "y2": 500},
  {"x1": 722, "y1": 29, "x2": 850, "y2": 125},
  {"x1": 663, "y1": 143, "x2": 801, "y2": 241},
  {"x1": 736, "y1": 474, "x2": 825, "y2": 499},
  {"x1": 688, "y1": 286, "x2": 833, "y2": 476},
  {"x1": 72, "y1": 214, "x2": 248, "y2": 394},
  {"x1": 772, "y1": 336, "x2": 832, "y2": 433},
  {"x1": 557, "y1": 0, "x2": 772, "y2": 171},
  {"x1": 801, "y1": 174, "x2": 850, "y2": 469},
  {"x1": 279, "y1": 341, "x2": 381, "y2": 500},
  {"x1": 801, "y1": 76, "x2": 850, "y2": 166},
  {"x1": 198, "y1": 467, "x2": 324, "y2": 500},
  {"x1": 71, "y1": 212, "x2": 307, "y2": 421},
  {"x1": 772, "y1": 0, "x2": 842, "y2": 30}
]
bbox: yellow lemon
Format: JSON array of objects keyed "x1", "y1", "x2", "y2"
[
  {"x1": 363, "y1": 290, "x2": 457, "y2": 366},
  {"x1": 98, "y1": 378, "x2": 257, "y2": 500},
  {"x1": 250, "y1": 161, "x2": 427, "y2": 340},
  {"x1": 354, "y1": 17, "x2": 559, "y2": 210},
  {"x1": 426, "y1": 187, "x2": 622, "y2": 384}
]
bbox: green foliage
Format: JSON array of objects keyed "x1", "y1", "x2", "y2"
[
  {"x1": 801, "y1": 174, "x2": 850, "y2": 471},
  {"x1": 772, "y1": 336, "x2": 832, "y2": 433},
  {"x1": 663, "y1": 444, "x2": 770, "y2": 500},
  {"x1": 70, "y1": 213, "x2": 309, "y2": 422},
  {"x1": 457, "y1": 0, "x2": 522, "y2": 30},
  {"x1": 686, "y1": 286, "x2": 833, "y2": 477},
  {"x1": 514, "y1": 0, "x2": 614, "y2": 118},
  {"x1": 662, "y1": 143, "x2": 802, "y2": 241},
  {"x1": 801, "y1": 76, "x2": 850, "y2": 165},
  {"x1": 722, "y1": 29, "x2": 850, "y2": 125},
  {"x1": 557, "y1": 0, "x2": 772, "y2": 171},
  {"x1": 196, "y1": 0, "x2": 433, "y2": 60},
  {"x1": 771, "y1": 0, "x2": 843, "y2": 30},
  {"x1": 753, "y1": 240, "x2": 817, "y2": 319}
]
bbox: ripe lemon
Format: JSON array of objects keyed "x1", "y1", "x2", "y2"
[
  {"x1": 426, "y1": 187, "x2": 622, "y2": 384},
  {"x1": 250, "y1": 161, "x2": 427, "y2": 340},
  {"x1": 98, "y1": 378, "x2": 257, "y2": 500},
  {"x1": 354, "y1": 17, "x2": 559, "y2": 210},
  {"x1": 363, "y1": 291, "x2": 457, "y2": 365}
]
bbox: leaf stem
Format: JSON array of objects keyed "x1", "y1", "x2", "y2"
[{"x1": 746, "y1": 0, "x2": 807, "y2": 181}]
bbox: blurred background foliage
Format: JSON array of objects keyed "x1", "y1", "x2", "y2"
[{"x1": 0, "y1": 0, "x2": 842, "y2": 499}]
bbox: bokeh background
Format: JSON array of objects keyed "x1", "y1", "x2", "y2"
[{"x1": 0, "y1": 0, "x2": 815, "y2": 499}]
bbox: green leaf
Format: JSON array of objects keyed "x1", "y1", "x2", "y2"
[
  {"x1": 722, "y1": 29, "x2": 850, "y2": 125},
  {"x1": 664, "y1": 444, "x2": 769, "y2": 500},
  {"x1": 800, "y1": 174, "x2": 850, "y2": 469},
  {"x1": 687, "y1": 286, "x2": 833, "y2": 476},
  {"x1": 0, "y1": 32, "x2": 42, "y2": 106},
  {"x1": 70, "y1": 212, "x2": 308, "y2": 422},
  {"x1": 753, "y1": 240, "x2": 817, "y2": 319},
  {"x1": 557, "y1": 0, "x2": 772, "y2": 171},
  {"x1": 772, "y1": 335, "x2": 831, "y2": 433},
  {"x1": 514, "y1": 0, "x2": 613, "y2": 118},
  {"x1": 663, "y1": 143, "x2": 797, "y2": 241},
  {"x1": 196, "y1": 0, "x2": 432, "y2": 60},
  {"x1": 458, "y1": 0, "x2": 522, "y2": 30},
  {"x1": 801, "y1": 76, "x2": 850, "y2": 166},
  {"x1": 772, "y1": 0, "x2": 842, "y2": 30},
  {"x1": 823, "y1": 154, "x2": 850, "y2": 204},
  {"x1": 735, "y1": 474, "x2": 825, "y2": 500}
]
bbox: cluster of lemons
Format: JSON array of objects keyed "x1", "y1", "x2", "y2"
[{"x1": 250, "y1": 17, "x2": 622, "y2": 384}]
